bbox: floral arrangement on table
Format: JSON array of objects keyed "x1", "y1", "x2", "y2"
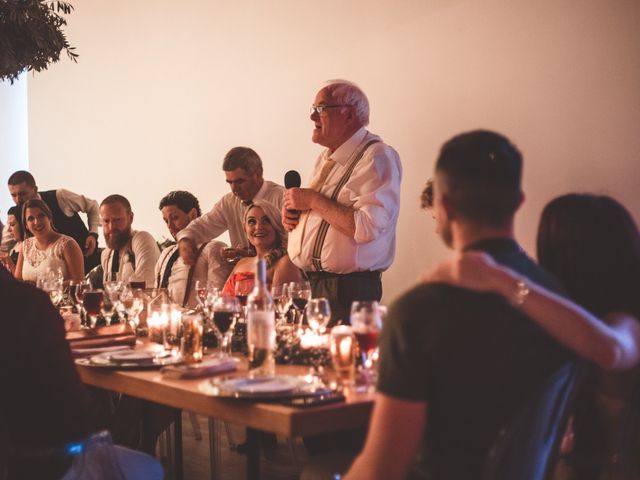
[{"x1": 0, "y1": 0, "x2": 78, "y2": 84}]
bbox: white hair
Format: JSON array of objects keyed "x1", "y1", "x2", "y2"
[{"x1": 322, "y1": 79, "x2": 370, "y2": 126}]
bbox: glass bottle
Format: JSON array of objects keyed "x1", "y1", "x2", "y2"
[{"x1": 246, "y1": 258, "x2": 276, "y2": 376}]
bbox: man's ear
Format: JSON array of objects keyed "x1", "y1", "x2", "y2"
[
  {"x1": 188, "y1": 208, "x2": 198, "y2": 221},
  {"x1": 441, "y1": 194, "x2": 456, "y2": 220}
]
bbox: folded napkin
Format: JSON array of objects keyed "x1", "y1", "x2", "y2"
[
  {"x1": 67, "y1": 324, "x2": 137, "y2": 355},
  {"x1": 161, "y1": 357, "x2": 239, "y2": 379}
]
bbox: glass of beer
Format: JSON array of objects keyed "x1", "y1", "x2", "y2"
[
  {"x1": 181, "y1": 312, "x2": 203, "y2": 364},
  {"x1": 330, "y1": 325, "x2": 356, "y2": 387}
]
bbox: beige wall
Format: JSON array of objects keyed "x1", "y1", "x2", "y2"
[{"x1": 26, "y1": 0, "x2": 640, "y2": 303}]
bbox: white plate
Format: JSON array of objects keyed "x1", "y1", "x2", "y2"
[
  {"x1": 199, "y1": 374, "x2": 328, "y2": 399},
  {"x1": 76, "y1": 350, "x2": 183, "y2": 369}
]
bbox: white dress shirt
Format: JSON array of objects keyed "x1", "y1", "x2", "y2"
[
  {"x1": 154, "y1": 240, "x2": 233, "y2": 308},
  {"x1": 101, "y1": 230, "x2": 160, "y2": 286},
  {"x1": 176, "y1": 180, "x2": 285, "y2": 248},
  {"x1": 288, "y1": 128, "x2": 402, "y2": 273}
]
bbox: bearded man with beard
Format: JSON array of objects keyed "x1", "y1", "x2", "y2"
[{"x1": 100, "y1": 194, "x2": 159, "y2": 287}]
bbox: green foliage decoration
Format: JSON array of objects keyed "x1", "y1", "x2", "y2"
[{"x1": 0, "y1": 0, "x2": 77, "y2": 84}]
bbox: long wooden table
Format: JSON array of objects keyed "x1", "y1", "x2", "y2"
[{"x1": 76, "y1": 360, "x2": 374, "y2": 479}]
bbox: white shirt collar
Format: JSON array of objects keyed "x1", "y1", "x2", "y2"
[
  {"x1": 251, "y1": 179, "x2": 269, "y2": 202},
  {"x1": 330, "y1": 127, "x2": 368, "y2": 166}
]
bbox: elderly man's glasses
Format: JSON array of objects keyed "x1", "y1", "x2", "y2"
[{"x1": 310, "y1": 104, "x2": 351, "y2": 115}]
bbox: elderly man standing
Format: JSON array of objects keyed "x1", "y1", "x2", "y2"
[
  {"x1": 178, "y1": 146, "x2": 285, "y2": 266},
  {"x1": 283, "y1": 80, "x2": 402, "y2": 325},
  {"x1": 3, "y1": 170, "x2": 102, "y2": 273},
  {"x1": 100, "y1": 194, "x2": 159, "y2": 287},
  {"x1": 156, "y1": 190, "x2": 232, "y2": 308}
]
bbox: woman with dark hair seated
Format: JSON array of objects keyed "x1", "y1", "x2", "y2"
[
  {"x1": 426, "y1": 193, "x2": 640, "y2": 479},
  {"x1": 0, "y1": 205, "x2": 24, "y2": 274}
]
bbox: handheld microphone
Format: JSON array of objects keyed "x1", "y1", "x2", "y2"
[
  {"x1": 284, "y1": 170, "x2": 301, "y2": 215},
  {"x1": 284, "y1": 170, "x2": 301, "y2": 189}
]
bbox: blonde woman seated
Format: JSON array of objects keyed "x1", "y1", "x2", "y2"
[
  {"x1": 221, "y1": 199, "x2": 301, "y2": 296},
  {"x1": 15, "y1": 199, "x2": 84, "y2": 284}
]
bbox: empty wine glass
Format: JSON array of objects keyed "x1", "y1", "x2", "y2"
[
  {"x1": 73, "y1": 280, "x2": 91, "y2": 325},
  {"x1": 351, "y1": 300, "x2": 383, "y2": 385},
  {"x1": 211, "y1": 294, "x2": 241, "y2": 357},
  {"x1": 121, "y1": 286, "x2": 145, "y2": 333},
  {"x1": 195, "y1": 280, "x2": 209, "y2": 307},
  {"x1": 305, "y1": 297, "x2": 331, "y2": 334},
  {"x1": 271, "y1": 283, "x2": 290, "y2": 323}
]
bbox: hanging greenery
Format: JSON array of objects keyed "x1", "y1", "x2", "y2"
[{"x1": 0, "y1": 0, "x2": 77, "y2": 84}]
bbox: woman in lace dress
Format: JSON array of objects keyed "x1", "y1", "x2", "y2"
[{"x1": 14, "y1": 199, "x2": 84, "y2": 283}]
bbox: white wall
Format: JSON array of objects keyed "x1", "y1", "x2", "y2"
[
  {"x1": 0, "y1": 73, "x2": 29, "y2": 219},
  {"x1": 25, "y1": 0, "x2": 640, "y2": 304}
]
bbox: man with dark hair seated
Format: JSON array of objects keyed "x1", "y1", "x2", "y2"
[
  {"x1": 156, "y1": 190, "x2": 231, "y2": 308},
  {"x1": 344, "y1": 130, "x2": 573, "y2": 479}
]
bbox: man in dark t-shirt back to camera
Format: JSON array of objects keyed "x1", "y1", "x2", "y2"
[{"x1": 344, "y1": 130, "x2": 573, "y2": 479}]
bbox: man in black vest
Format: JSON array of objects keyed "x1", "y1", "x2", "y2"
[{"x1": 4, "y1": 170, "x2": 101, "y2": 273}]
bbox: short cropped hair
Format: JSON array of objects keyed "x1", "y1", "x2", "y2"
[
  {"x1": 435, "y1": 130, "x2": 523, "y2": 227},
  {"x1": 158, "y1": 191, "x2": 201, "y2": 217},
  {"x1": 420, "y1": 178, "x2": 434, "y2": 210},
  {"x1": 101, "y1": 194, "x2": 132, "y2": 214},
  {"x1": 22, "y1": 199, "x2": 54, "y2": 237},
  {"x1": 323, "y1": 80, "x2": 370, "y2": 126},
  {"x1": 8, "y1": 170, "x2": 36, "y2": 187},
  {"x1": 222, "y1": 147, "x2": 263, "y2": 176}
]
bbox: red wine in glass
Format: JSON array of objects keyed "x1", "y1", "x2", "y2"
[
  {"x1": 129, "y1": 281, "x2": 145, "y2": 290},
  {"x1": 292, "y1": 297, "x2": 308, "y2": 311},
  {"x1": 213, "y1": 311, "x2": 235, "y2": 334},
  {"x1": 83, "y1": 291, "x2": 104, "y2": 316},
  {"x1": 355, "y1": 330, "x2": 379, "y2": 355}
]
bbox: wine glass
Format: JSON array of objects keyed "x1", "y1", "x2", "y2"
[
  {"x1": 234, "y1": 278, "x2": 254, "y2": 306},
  {"x1": 211, "y1": 294, "x2": 241, "y2": 357},
  {"x1": 288, "y1": 280, "x2": 311, "y2": 326},
  {"x1": 350, "y1": 300, "x2": 383, "y2": 384},
  {"x1": 305, "y1": 297, "x2": 331, "y2": 335},
  {"x1": 83, "y1": 289, "x2": 104, "y2": 328},
  {"x1": 121, "y1": 286, "x2": 145, "y2": 333},
  {"x1": 73, "y1": 280, "x2": 91, "y2": 326},
  {"x1": 195, "y1": 280, "x2": 209, "y2": 307},
  {"x1": 271, "y1": 283, "x2": 290, "y2": 323}
]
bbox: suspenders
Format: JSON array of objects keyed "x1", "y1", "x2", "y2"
[{"x1": 311, "y1": 139, "x2": 380, "y2": 272}]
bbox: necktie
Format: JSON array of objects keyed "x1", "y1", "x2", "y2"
[
  {"x1": 309, "y1": 157, "x2": 336, "y2": 191},
  {"x1": 111, "y1": 248, "x2": 120, "y2": 274},
  {"x1": 160, "y1": 249, "x2": 180, "y2": 288}
]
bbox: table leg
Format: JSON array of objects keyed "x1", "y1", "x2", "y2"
[
  {"x1": 208, "y1": 417, "x2": 222, "y2": 479},
  {"x1": 174, "y1": 410, "x2": 183, "y2": 480},
  {"x1": 246, "y1": 427, "x2": 261, "y2": 480}
]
